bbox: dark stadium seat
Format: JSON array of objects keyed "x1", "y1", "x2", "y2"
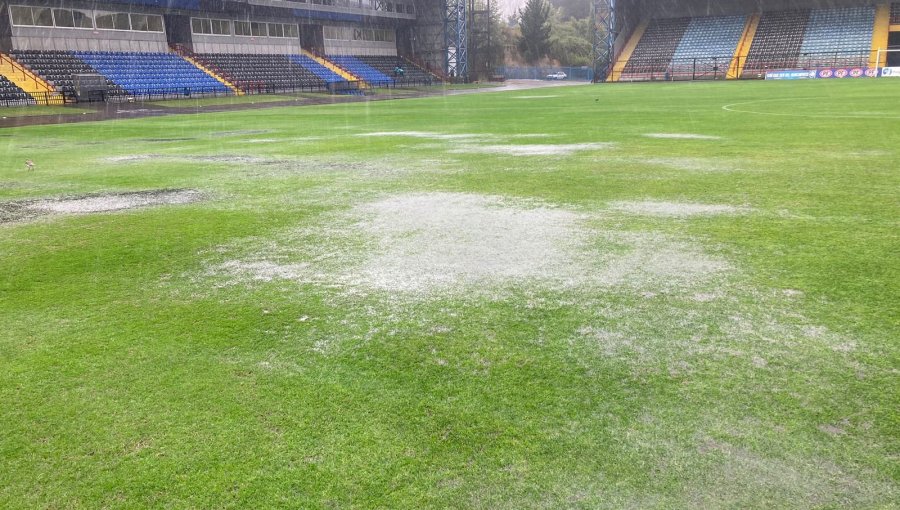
[
  {"x1": 799, "y1": 6, "x2": 874, "y2": 68},
  {"x1": 0, "y1": 75, "x2": 32, "y2": 105},
  {"x1": 10, "y1": 50, "x2": 122, "y2": 96},
  {"x1": 669, "y1": 15, "x2": 747, "y2": 79},
  {"x1": 351, "y1": 56, "x2": 434, "y2": 84},
  {"x1": 891, "y1": 3, "x2": 900, "y2": 24},
  {"x1": 620, "y1": 17, "x2": 691, "y2": 80},
  {"x1": 193, "y1": 53, "x2": 326, "y2": 92},
  {"x1": 327, "y1": 55, "x2": 394, "y2": 86},
  {"x1": 742, "y1": 10, "x2": 810, "y2": 76},
  {"x1": 73, "y1": 52, "x2": 229, "y2": 96}
]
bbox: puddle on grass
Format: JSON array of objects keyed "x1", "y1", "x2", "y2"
[{"x1": 0, "y1": 189, "x2": 202, "y2": 224}]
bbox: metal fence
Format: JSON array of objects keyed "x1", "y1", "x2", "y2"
[
  {"x1": 614, "y1": 50, "x2": 873, "y2": 82},
  {"x1": 493, "y1": 66, "x2": 595, "y2": 81},
  {"x1": 1, "y1": 77, "x2": 440, "y2": 108}
]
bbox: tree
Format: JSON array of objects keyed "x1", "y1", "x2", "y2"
[
  {"x1": 547, "y1": 13, "x2": 592, "y2": 66},
  {"x1": 517, "y1": 0, "x2": 552, "y2": 64}
]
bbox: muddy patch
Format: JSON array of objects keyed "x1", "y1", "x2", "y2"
[
  {"x1": 643, "y1": 133, "x2": 723, "y2": 140},
  {"x1": 449, "y1": 142, "x2": 614, "y2": 156},
  {"x1": 611, "y1": 201, "x2": 751, "y2": 217},
  {"x1": 1, "y1": 189, "x2": 202, "y2": 224}
]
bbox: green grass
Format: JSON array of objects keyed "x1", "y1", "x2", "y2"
[
  {"x1": 0, "y1": 104, "x2": 94, "y2": 117},
  {"x1": 0, "y1": 80, "x2": 897, "y2": 508}
]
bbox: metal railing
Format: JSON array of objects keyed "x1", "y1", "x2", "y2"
[{"x1": 614, "y1": 50, "x2": 874, "y2": 82}]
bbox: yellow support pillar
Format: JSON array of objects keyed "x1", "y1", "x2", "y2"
[
  {"x1": 870, "y1": 4, "x2": 891, "y2": 68},
  {"x1": 181, "y1": 54, "x2": 243, "y2": 95},
  {"x1": 727, "y1": 13, "x2": 760, "y2": 79},
  {"x1": 607, "y1": 20, "x2": 648, "y2": 82},
  {"x1": 0, "y1": 53, "x2": 61, "y2": 104}
]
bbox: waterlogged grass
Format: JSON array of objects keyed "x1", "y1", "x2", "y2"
[
  {"x1": 146, "y1": 93, "x2": 307, "y2": 108},
  {"x1": 0, "y1": 104, "x2": 94, "y2": 117},
  {"x1": 0, "y1": 80, "x2": 898, "y2": 508}
]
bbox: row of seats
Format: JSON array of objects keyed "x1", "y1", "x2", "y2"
[
  {"x1": 11, "y1": 50, "x2": 122, "y2": 95},
  {"x1": 619, "y1": 6, "x2": 879, "y2": 80},
  {"x1": 891, "y1": 3, "x2": 900, "y2": 24},
  {"x1": 194, "y1": 53, "x2": 326, "y2": 91},
  {"x1": 743, "y1": 10, "x2": 810, "y2": 73},
  {"x1": 0, "y1": 75, "x2": 32, "y2": 104},
  {"x1": 327, "y1": 55, "x2": 394, "y2": 86},
  {"x1": 352, "y1": 56, "x2": 434, "y2": 83},
  {"x1": 74, "y1": 51, "x2": 229, "y2": 94},
  {"x1": 4, "y1": 50, "x2": 439, "y2": 102},
  {"x1": 621, "y1": 17, "x2": 691, "y2": 79},
  {"x1": 288, "y1": 54, "x2": 345, "y2": 84}
]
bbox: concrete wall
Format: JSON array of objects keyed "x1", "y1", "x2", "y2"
[
  {"x1": 324, "y1": 39, "x2": 395, "y2": 55},
  {"x1": 10, "y1": 25, "x2": 168, "y2": 51},
  {"x1": 191, "y1": 33, "x2": 303, "y2": 54}
]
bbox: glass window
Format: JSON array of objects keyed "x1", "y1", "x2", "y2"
[
  {"x1": 73, "y1": 10, "x2": 93, "y2": 29},
  {"x1": 10, "y1": 6, "x2": 34, "y2": 26},
  {"x1": 53, "y1": 9, "x2": 75, "y2": 28},
  {"x1": 146, "y1": 15, "x2": 163, "y2": 32},
  {"x1": 191, "y1": 17, "x2": 204, "y2": 34},
  {"x1": 251, "y1": 22, "x2": 266, "y2": 37},
  {"x1": 131, "y1": 14, "x2": 149, "y2": 31},
  {"x1": 268, "y1": 23, "x2": 283, "y2": 38},
  {"x1": 234, "y1": 21, "x2": 250, "y2": 36},
  {"x1": 285, "y1": 24, "x2": 299, "y2": 38},
  {"x1": 213, "y1": 20, "x2": 231, "y2": 35},
  {"x1": 95, "y1": 13, "x2": 115, "y2": 29},
  {"x1": 113, "y1": 12, "x2": 130, "y2": 30},
  {"x1": 33, "y1": 7, "x2": 53, "y2": 26}
]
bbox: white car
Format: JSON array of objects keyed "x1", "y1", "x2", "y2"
[{"x1": 546, "y1": 71, "x2": 567, "y2": 80}]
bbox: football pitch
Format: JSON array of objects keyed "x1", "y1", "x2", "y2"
[{"x1": 1, "y1": 80, "x2": 897, "y2": 508}]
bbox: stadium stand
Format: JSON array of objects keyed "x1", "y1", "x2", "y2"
[
  {"x1": 742, "y1": 10, "x2": 810, "y2": 76},
  {"x1": 800, "y1": 6, "x2": 874, "y2": 68},
  {"x1": 11, "y1": 50, "x2": 121, "y2": 96},
  {"x1": 194, "y1": 53, "x2": 326, "y2": 92},
  {"x1": 620, "y1": 17, "x2": 691, "y2": 80},
  {"x1": 352, "y1": 56, "x2": 434, "y2": 83},
  {"x1": 289, "y1": 54, "x2": 345, "y2": 84},
  {"x1": 669, "y1": 15, "x2": 747, "y2": 78},
  {"x1": 73, "y1": 52, "x2": 228, "y2": 95},
  {"x1": 892, "y1": 2, "x2": 900, "y2": 24},
  {"x1": 0, "y1": 75, "x2": 31, "y2": 105},
  {"x1": 328, "y1": 55, "x2": 394, "y2": 86}
]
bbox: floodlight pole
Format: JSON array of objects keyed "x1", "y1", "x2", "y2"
[
  {"x1": 591, "y1": 0, "x2": 615, "y2": 82},
  {"x1": 444, "y1": 0, "x2": 468, "y2": 81}
]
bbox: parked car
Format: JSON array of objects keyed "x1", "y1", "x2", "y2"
[{"x1": 546, "y1": 71, "x2": 567, "y2": 80}]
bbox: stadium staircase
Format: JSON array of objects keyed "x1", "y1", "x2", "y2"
[
  {"x1": 871, "y1": 4, "x2": 892, "y2": 67},
  {"x1": 192, "y1": 53, "x2": 327, "y2": 93},
  {"x1": 727, "y1": 13, "x2": 761, "y2": 79},
  {"x1": 0, "y1": 53, "x2": 61, "y2": 104},
  {"x1": 608, "y1": 20, "x2": 648, "y2": 82},
  {"x1": 669, "y1": 15, "x2": 747, "y2": 79},
  {"x1": 619, "y1": 17, "x2": 691, "y2": 81},
  {"x1": 327, "y1": 55, "x2": 394, "y2": 86},
  {"x1": 741, "y1": 10, "x2": 810, "y2": 76},
  {"x1": 171, "y1": 46, "x2": 243, "y2": 95},
  {"x1": 299, "y1": 49, "x2": 363, "y2": 85}
]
